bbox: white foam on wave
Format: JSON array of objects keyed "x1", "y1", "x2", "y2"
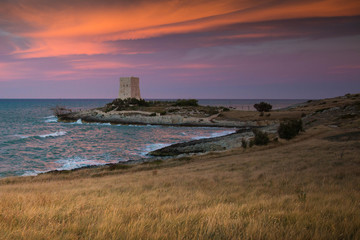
[
  {"x1": 91, "y1": 122, "x2": 111, "y2": 126},
  {"x1": 44, "y1": 115, "x2": 58, "y2": 123},
  {"x1": 14, "y1": 131, "x2": 66, "y2": 139},
  {"x1": 22, "y1": 170, "x2": 45, "y2": 176},
  {"x1": 55, "y1": 157, "x2": 107, "y2": 171},
  {"x1": 14, "y1": 134, "x2": 30, "y2": 139},
  {"x1": 39, "y1": 131, "x2": 67, "y2": 138},
  {"x1": 191, "y1": 130, "x2": 236, "y2": 140},
  {"x1": 69, "y1": 119, "x2": 113, "y2": 126},
  {"x1": 125, "y1": 124, "x2": 159, "y2": 128},
  {"x1": 70, "y1": 119, "x2": 83, "y2": 124}
]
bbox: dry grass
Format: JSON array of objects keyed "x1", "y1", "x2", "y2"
[
  {"x1": 217, "y1": 93, "x2": 360, "y2": 122},
  {"x1": 0, "y1": 124, "x2": 359, "y2": 239},
  {"x1": 293, "y1": 93, "x2": 360, "y2": 112},
  {"x1": 216, "y1": 110, "x2": 305, "y2": 121}
]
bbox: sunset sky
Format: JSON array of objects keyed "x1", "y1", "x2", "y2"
[{"x1": 0, "y1": 0, "x2": 359, "y2": 99}]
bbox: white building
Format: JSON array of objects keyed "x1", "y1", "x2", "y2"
[{"x1": 118, "y1": 77, "x2": 141, "y2": 100}]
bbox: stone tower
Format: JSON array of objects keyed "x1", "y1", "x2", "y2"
[{"x1": 118, "y1": 76, "x2": 141, "y2": 100}]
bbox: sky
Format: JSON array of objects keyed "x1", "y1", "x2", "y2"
[{"x1": 0, "y1": 0, "x2": 359, "y2": 99}]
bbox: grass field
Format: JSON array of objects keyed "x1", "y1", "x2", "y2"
[{"x1": 1, "y1": 124, "x2": 359, "y2": 239}]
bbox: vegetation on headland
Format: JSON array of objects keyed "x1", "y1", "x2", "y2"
[
  {"x1": 103, "y1": 98, "x2": 200, "y2": 113},
  {"x1": 10, "y1": 93, "x2": 358, "y2": 239},
  {"x1": 56, "y1": 97, "x2": 222, "y2": 120},
  {"x1": 278, "y1": 119, "x2": 304, "y2": 140},
  {"x1": 252, "y1": 129, "x2": 270, "y2": 145},
  {"x1": 173, "y1": 99, "x2": 199, "y2": 107},
  {"x1": 254, "y1": 101, "x2": 272, "y2": 112},
  {"x1": 104, "y1": 98, "x2": 150, "y2": 112}
]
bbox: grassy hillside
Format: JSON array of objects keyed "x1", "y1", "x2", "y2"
[{"x1": 0, "y1": 94, "x2": 359, "y2": 239}]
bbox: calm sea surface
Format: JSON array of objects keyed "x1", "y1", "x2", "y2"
[{"x1": 0, "y1": 99, "x2": 306, "y2": 177}]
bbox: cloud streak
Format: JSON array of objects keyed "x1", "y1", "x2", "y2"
[
  {"x1": 1, "y1": 0, "x2": 359, "y2": 58},
  {"x1": 0, "y1": 0, "x2": 359, "y2": 98}
]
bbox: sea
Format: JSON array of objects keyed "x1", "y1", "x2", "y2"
[{"x1": 0, "y1": 99, "x2": 306, "y2": 177}]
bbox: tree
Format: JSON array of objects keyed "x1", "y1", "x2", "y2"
[{"x1": 254, "y1": 102, "x2": 272, "y2": 112}]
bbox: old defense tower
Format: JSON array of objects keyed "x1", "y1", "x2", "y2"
[{"x1": 118, "y1": 77, "x2": 141, "y2": 100}]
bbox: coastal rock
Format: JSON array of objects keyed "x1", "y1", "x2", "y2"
[
  {"x1": 149, "y1": 130, "x2": 255, "y2": 156},
  {"x1": 58, "y1": 109, "x2": 279, "y2": 128}
]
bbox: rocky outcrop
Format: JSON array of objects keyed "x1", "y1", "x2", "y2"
[
  {"x1": 58, "y1": 109, "x2": 279, "y2": 128},
  {"x1": 149, "y1": 130, "x2": 254, "y2": 156}
]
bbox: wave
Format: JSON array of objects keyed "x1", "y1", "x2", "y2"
[
  {"x1": 90, "y1": 122, "x2": 111, "y2": 126},
  {"x1": 22, "y1": 170, "x2": 45, "y2": 176},
  {"x1": 14, "y1": 131, "x2": 67, "y2": 139},
  {"x1": 70, "y1": 119, "x2": 83, "y2": 124},
  {"x1": 126, "y1": 124, "x2": 159, "y2": 128},
  {"x1": 69, "y1": 119, "x2": 112, "y2": 126},
  {"x1": 39, "y1": 131, "x2": 67, "y2": 138},
  {"x1": 21, "y1": 157, "x2": 108, "y2": 176},
  {"x1": 14, "y1": 134, "x2": 30, "y2": 139},
  {"x1": 55, "y1": 157, "x2": 107, "y2": 171},
  {"x1": 44, "y1": 115, "x2": 58, "y2": 123}
]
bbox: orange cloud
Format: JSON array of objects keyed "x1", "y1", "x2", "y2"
[
  {"x1": 70, "y1": 59, "x2": 138, "y2": 70},
  {"x1": 11, "y1": 38, "x2": 118, "y2": 58},
  {"x1": 3, "y1": 0, "x2": 360, "y2": 58}
]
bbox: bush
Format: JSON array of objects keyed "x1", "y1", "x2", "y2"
[
  {"x1": 278, "y1": 119, "x2": 304, "y2": 140},
  {"x1": 241, "y1": 138, "x2": 247, "y2": 149},
  {"x1": 253, "y1": 129, "x2": 269, "y2": 145},
  {"x1": 104, "y1": 98, "x2": 150, "y2": 112},
  {"x1": 254, "y1": 102, "x2": 272, "y2": 112},
  {"x1": 173, "y1": 99, "x2": 198, "y2": 107}
]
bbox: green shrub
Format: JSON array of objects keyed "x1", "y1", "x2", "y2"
[
  {"x1": 173, "y1": 99, "x2": 199, "y2": 107},
  {"x1": 252, "y1": 129, "x2": 270, "y2": 145},
  {"x1": 223, "y1": 107, "x2": 230, "y2": 112},
  {"x1": 278, "y1": 119, "x2": 304, "y2": 140},
  {"x1": 241, "y1": 138, "x2": 247, "y2": 149},
  {"x1": 105, "y1": 98, "x2": 150, "y2": 112},
  {"x1": 254, "y1": 102, "x2": 272, "y2": 112}
]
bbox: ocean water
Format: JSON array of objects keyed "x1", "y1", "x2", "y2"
[{"x1": 0, "y1": 99, "x2": 305, "y2": 177}]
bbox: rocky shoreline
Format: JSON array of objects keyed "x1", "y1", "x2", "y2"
[
  {"x1": 41, "y1": 125, "x2": 273, "y2": 176},
  {"x1": 149, "y1": 129, "x2": 252, "y2": 156},
  {"x1": 55, "y1": 105, "x2": 281, "y2": 160},
  {"x1": 149, "y1": 124, "x2": 279, "y2": 156},
  {"x1": 58, "y1": 109, "x2": 279, "y2": 128}
]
